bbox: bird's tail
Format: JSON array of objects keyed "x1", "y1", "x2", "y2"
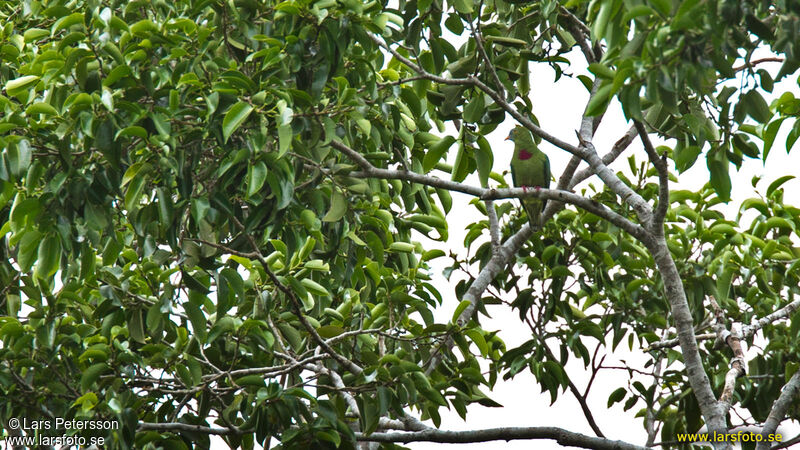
[{"x1": 522, "y1": 198, "x2": 544, "y2": 230}]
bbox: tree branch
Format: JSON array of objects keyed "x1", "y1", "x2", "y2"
[
  {"x1": 485, "y1": 200, "x2": 502, "y2": 255},
  {"x1": 646, "y1": 239, "x2": 722, "y2": 433},
  {"x1": 647, "y1": 298, "x2": 800, "y2": 350},
  {"x1": 468, "y1": 16, "x2": 505, "y2": 99},
  {"x1": 139, "y1": 422, "x2": 239, "y2": 435},
  {"x1": 533, "y1": 330, "x2": 605, "y2": 438},
  {"x1": 355, "y1": 426, "x2": 649, "y2": 449},
  {"x1": 579, "y1": 140, "x2": 653, "y2": 226},
  {"x1": 708, "y1": 298, "x2": 745, "y2": 415},
  {"x1": 221, "y1": 218, "x2": 365, "y2": 376},
  {"x1": 426, "y1": 222, "x2": 533, "y2": 373},
  {"x1": 742, "y1": 298, "x2": 800, "y2": 339},
  {"x1": 569, "y1": 126, "x2": 637, "y2": 189},
  {"x1": 756, "y1": 370, "x2": 800, "y2": 450},
  {"x1": 368, "y1": 34, "x2": 582, "y2": 157},
  {"x1": 330, "y1": 140, "x2": 648, "y2": 241},
  {"x1": 557, "y1": 6, "x2": 601, "y2": 63},
  {"x1": 634, "y1": 121, "x2": 668, "y2": 228}
]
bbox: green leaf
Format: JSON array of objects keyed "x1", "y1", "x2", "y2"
[
  {"x1": 316, "y1": 325, "x2": 344, "y2": 338},
  {"x1": 322, "y1": 190, "x2": 346, "y2": 222},
  {"x1": 5, "y1": 75, "x2": 40, "y2": 95},
  {"x1": 762, "y1": 119, "x2": 786, "y2": 162},
  {"x1": 128, "y1": 309, "x2": 146, "y2": 343},
  {"x1": 607, "y1": 387, "x2": 626, "y2": 407},
  {"x1": 588, "y1": 63, "x2": 616, "y2": 79},
  {"x1": 673, "y1": 144, "x2": 701, "y2": 173},
  {"x1": 584, "y1": 84, "x2": 614, "y2": 117},
  {"x1": 622, "y1": 5, "x2": 655, "y2": 22},
  {"x1": 423, "y1": 136, "x2": 456, "y2": 173},
  {"x1": 7, "y1": 140, "x2": 32, "y2": 177},
  {"x1": 707, "y1": 152, "x2": 731, "y2": 201},
  {"x1": 247, "y1": 161, "x2": 268, "y2": 198},
  {"x1": 278, "y1": 123, "x2": 292, "y2": 157},
  {"x1": 130, "y1": 19, "x2": 159, "y2": 36},
  {"x1": 733, "y1": 134, "x2": 760, "y2": 159},
  {"x1": 463, "y1": 94, "x2": 485, "y2": 123},
  {"x1": 116, "y1": 126, "x2": 147, "y2": 140},
  {"x1": 452, "y1": 299, "x2": 472, "y2": 323},
  {"x1": 389, "y1": 242, "x2": 415, "y2": 253},
  {"x1": 766, "y1": 175, "x2": 794, "y2": 197},
  {"x1": 191, "y1": 198, "x2": 210, "y2": 223},
  {"x1": 220, "y1": 267, "x2": 245, "y2": 304},
  {"x1": 103, "y1": 65, "x2": 132, "y2": 87},
  {"x1": 450, "y1": 0, "x2": 472, "y2": 14},
  {"x1": 34, "y1": 234, "x2": 61, "y2": 280},
  {"x1": 53, "y1": 13, "x2": 84, "y2": 33},
  {"x1": 715, "y1": 268, "x2": 734, "y2": 304},
  {"x1": 183, "y1": 301, "x2": 208, "y2": 342},
  {"x1": 301, "y1": 278, "x2": 330, "y2": 297},
  {"x1": 222, "y1": 102, "x2": 253, "y2": 143},
  {"x1": 649, "y1": 0, "x2": 672, "y2": 16},
  {"x1": 25, "y1": 102, "x2": 58, "y2": 116},
  {"x1": 80, "y1": 363, "x2": 108, "y2": 392},
  {"x1": 742, "y1": 90, "x2": 772, "y2": 123},
  {"x1": 16, "y1": 230, "x2": 42, "y2": 273},
  {"x1": 121, "y1": 162, "x2": 148, "y2": 186},
  {"x1": 124, "y1": 171, "x2": 146, "y2": 211},
  {"x1": 591, "y1": 0, "x2": 613, "y2": 41},
  {"x1": 465, "y1": 329, "x2": 488, "y2": 356},
  {"x1": 23, "y1": 28, "x2": 50, "y2": 42},
  {"x1": 474, "y1": 137, "x2": 493, "y2": 187}
]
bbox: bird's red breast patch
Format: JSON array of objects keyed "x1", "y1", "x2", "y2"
[{"x1": 518, "y1": 149, "x2": 533, "y2": 160}]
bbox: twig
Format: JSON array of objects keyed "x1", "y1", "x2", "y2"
[
  {"x1": 732, "y1": 57, "x2": 784, "y2": 73},
  {"x1": 634, "y1": 121, "x2": 669, "y2": 229},
  {"x1": 139, "y1": 422, "x2": 240, "y2": 435}
]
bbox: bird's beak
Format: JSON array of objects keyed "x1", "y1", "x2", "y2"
[{"x1": 504, "y1": 136, "x2": 511, "y2": 141}]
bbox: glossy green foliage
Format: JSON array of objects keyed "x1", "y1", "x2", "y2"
[{"x1": 1, "y1": 0, "x2": 799, "y2": 448}]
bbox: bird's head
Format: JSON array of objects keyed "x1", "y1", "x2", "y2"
[{"x1": 505, "y1": 126, "x2": 527, "y2": 143}]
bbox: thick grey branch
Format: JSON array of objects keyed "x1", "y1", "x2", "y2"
[
  {"x1": 331, "y1": 140, "x2": 647, "y2": 240},
  {"x1": 757, "y1": 370, "x2": 800, "y2": 450},
  {"x1": 356, "y1": 426, "x2": 648, "y2": 449},
  {"x1": 580, "y1": 140, "x2": 653, "y2": 225},
  {"x1": 646, "y1": 240, "x2": 723, "y2": 433},
  {"x1": 426, "y1": 223, "x2": 533, "y2": 373}
]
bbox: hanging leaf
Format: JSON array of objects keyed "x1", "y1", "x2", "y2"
[
  {"x1": 247, "y1": 161, "x2": 268, "y2": 198},
  {"x1": 34, "y1": 234, "x2": 61, "y2": 280},
  {"x1": 322, "y1": 189, "x2": 346, "y2": 222},
  {"x1": 222, "y1": 101, "x2": 253, "y2": 143}
]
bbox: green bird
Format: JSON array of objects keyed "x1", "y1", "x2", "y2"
[{"x1": 507, "y1": 126, "x2": 551, "y2": 229}]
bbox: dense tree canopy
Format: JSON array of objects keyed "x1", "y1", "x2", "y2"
[{"x1": 1, "y1": 0, "x2": 800, "y2": 449}]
